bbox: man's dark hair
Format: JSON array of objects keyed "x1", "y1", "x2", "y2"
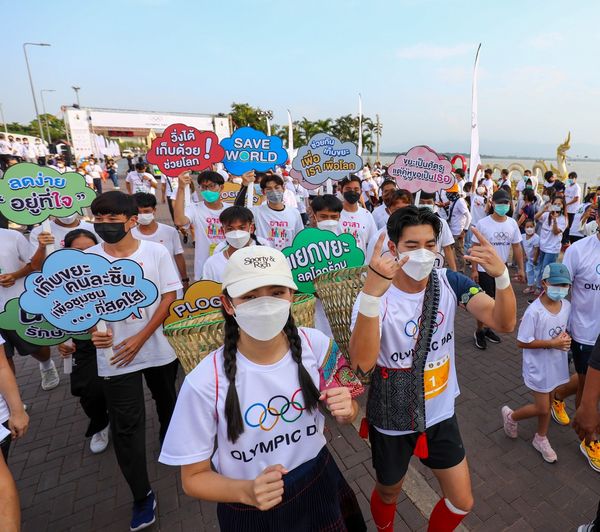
[
  {"x1": 259, "y1": 173, "x2": 284, "y2": 190},
  {"x1": 387, "y1": 206, "x2": 441, "y2": 244},
  {"x1": 390, "y1": 189, "x2": 413, "y2": 205},
  {"x1": 339, "y1": 175, "x2": 362, "y2": 189},
  {"x1": 135, "y1": 162, "x2": 146, "y2": 171},
  {"x1": 198, "y1": 170, "x2": 225, "y2": 186},
  {"x1": 91, "y1": 191, "x2": 138, "y2": 217},
  {"x1": 311, "y1": 194, "x2": 343, "y2": 214},
  {"x1": 455, "y1": 168, "x2": 465, "y2": 178},
  {"x1": 544, "y1": 170, "x2": 554, "y2": 181},
  {"x1": 419, "y1": 191, "x2": 436, "y2": 201},
  {"x1": 568, "y1": 171, "x2": 577, "y2": 179},
  {"x1": 64, "y1": 229, "x2": 99, "y2": 248},
  {"x1": 220, "y1": 205, "x2": 254, "y2": 225},
  {"x1": 133, "y1": 192, "x2": 157, "y2": 209},
  {"x1": 463, "y1": 182, "x2": 473, "y2": 193},
  {"x1": 484, "y1": 168, "x2": 493, "y2": 176},
  {"x1": 380, "y1": 179, "x2": 397, "y2": 192},
  {"x1": 501, "y1": 168, "x2": 509, "y2": 177},
  {"x1": 523, "y1": 188, "x2": 536, "y2": 203}
]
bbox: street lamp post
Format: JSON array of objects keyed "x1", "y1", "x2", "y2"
[
  {"x1": 258, "y1": 110, "x2": 274, "y2": 136},
  {"x1": 40, "y1": 89, "x2": 55, "y2": 143},
  {"x1": 23, "y1": 42, "x2": 51, "y2": 142},
  {"x1": 71, "y1": 86, "x2": 81, "y2": 107}
]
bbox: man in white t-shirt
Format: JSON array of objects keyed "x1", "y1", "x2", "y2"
[
  {"x1": 29, "y1": 216, "x2": 98, "y2": 249},
  {"x1": 349, "y1": 206, "x2": 516, "y2": 532},
  {"x1": 126, "y1": 163, "x2": 157, "y2": 196},
  {"x1": 417, "y1": 192, "x2": 457, "y2": 271},
  {"x1": 481, "y1": 168, "x2": 495, "y2": 197},
  {"x1": 85, "y1": 157, "x2": 105, "y2": 194},
  {"x1": 372, "y1": 180, "x2": 398, "y2": 230},
  {"x1": 444, "y1": 187, "x2": 471, "y2": 272},
  {"x1": 339, "y1": 175, "x2": 377, "y2": 254},
  {"x1": 0, "y1": 134, "x2": 11, "y2": 172},
  {"x1": 132, "y1": 192, "x2": 188, "y2": 292},
  {"x1": 291, "y1": 176, "x2": 309, "y2": 225},
  {"x1": 516, "y1": 170, "x2": 539, "y2": 195},
  {"x1": 472, "y1": 189, "x2": 524, "y2": 349},
  {"x1": 175, "y1": 171, "x2": 227, "y2": 281},
  {"x1": 34, "y1": 138, "x2": 49, "y2": 165},
  {"x1": 89, "y1": 191, "x2": 182, "y2": 530},
  {"x1": 361, "y1": 175, "x2": 378, "y2": 211}
]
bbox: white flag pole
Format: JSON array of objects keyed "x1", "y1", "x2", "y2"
[
  {"x1": 287, "y1": 109, "x2": 294, "y2": 162},
  {"x1": 266, "y1": 116, "x2": 272, "y2": 136},
  {"x1": 357, "y1": 94, "x2": 363, "y2": 157},
  {"x1": 468, "y1": 44, "x2": 482, "y2": 189}
]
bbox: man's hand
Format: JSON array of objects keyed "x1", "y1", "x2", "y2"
[
  {"x1": 246, "y1": 465, "x2": 287, "y2": 511},
  {"x1": 37, "y1": 232, "x2": 55, "y2": 247},
  {"x1": 573, "y1": 403, "x2": 600, "y2": 444},
  {"x1": 240, "y1": 170, "x2": 256, "y2": 187},
  {"x1": 551, "y1": 332, "x2": 572, "y2": 351},
  {"x1": 91, "y1": 328, "x2": 113, "y2": 349},
  {"x1": 362, "y1": 233, "x2": 405, "y2": 297},
  {"x1": 0, "y1": 274, "x2": 16, "y2": 288},
  {"x1": 8, "y1": 407, "x2": 29, "y2": 440},
  {"x1": 178, "y1": 171, "x2": 192, "y2": 186},
  {"x1": 319, "y1": 387, "x2": 354, "y2": 422},
  {"x1": 57, "y1": 342, "x2": 76, "y2": 359},
  {"x1": 464, "y1": 227, "x2": 507, "y2": 278},
  {"x1": 111, "y1": 332, "x2": 147, "y2": 367}
]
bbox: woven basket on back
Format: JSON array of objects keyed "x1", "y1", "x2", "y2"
[
  {"x1": 313, "y1": 266, "x2": 367, "y2": 372},
  {"x1": 164, "y1": 294, "x2": 315, "y2": 374}
]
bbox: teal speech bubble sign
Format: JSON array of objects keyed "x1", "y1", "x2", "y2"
[
  {"x1": 0, "y1": 298, "x2": 91, "y2": 346},
  {"x1": 282, "y1": 228, "x2": 365, "y2": 294},
  {"x1": 0, "y1": 163, "x2": 97, "y2": 225}
]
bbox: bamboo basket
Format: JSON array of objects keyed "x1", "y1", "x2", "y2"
[
  {"x1": 314, "y1": 266, "x2": 368, "y2": 380},
  {"x1": 164, "y1": 294, "x2": 315, "y2": 374}
]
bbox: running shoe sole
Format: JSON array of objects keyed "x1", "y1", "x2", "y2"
[
  {"x1": 550, "y1": 406, "x2": 569, "y2": 426},
  {"x1": 580, "y1": 442, "x2": 600, "y2": 473}
]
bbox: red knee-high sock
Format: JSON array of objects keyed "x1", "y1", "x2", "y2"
[
  {"x1": 370, "y1": 489, "x2": 396, "y2": 531},
  {"x1": 428, "y1": 498, "x2": 468, "y2": 532}
]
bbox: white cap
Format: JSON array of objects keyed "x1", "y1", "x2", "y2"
[{"x1": 222, "y1": 246, "x2": 297, "y2": 298}]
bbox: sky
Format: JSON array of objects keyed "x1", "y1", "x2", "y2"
[{"x1": 3, "y1": 0, "x2": 600, "y2": 158}]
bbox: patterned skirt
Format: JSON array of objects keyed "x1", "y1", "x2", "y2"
[{"x1": 217, "y1": 445, "x2": 367, "y2": 532}]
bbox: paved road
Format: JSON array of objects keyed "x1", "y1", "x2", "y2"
[{"x1": 8, "y1": 174, "x2": 599, "y2": 531}]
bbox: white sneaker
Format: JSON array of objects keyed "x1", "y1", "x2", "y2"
[
  {"x1": 501, "y1": 406, "x2": 518, "y2": 438},
  {"x1": 532, "y1": 433, "x2": 557, "y2": 463},
  {"x1": 40, "y1": 361, "x2": 60, "y2": 391},
  {"x1": 577, "y1": 523, "x2": 596, "y2": 532},
  {"x1": 90, "y1": 426, "x2": 110, "y2": 454}
]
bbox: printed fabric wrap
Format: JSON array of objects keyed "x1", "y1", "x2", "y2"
[
  {"x1": 319, "y1": 340, "x2": 364, "y2": 399},
  {"x1": 366, "y1": 270, "x2": 441, "y2": 432}
]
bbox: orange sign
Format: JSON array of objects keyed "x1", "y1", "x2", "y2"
[
  {"x1": 164, "y1": 280, "x2": 223, "y2": 326},
  {"x1": 220, "y1": 182, "x2": 264, "y2": 206}
]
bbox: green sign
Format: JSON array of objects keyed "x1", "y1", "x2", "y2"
[
  {"x1": 0, "y1": 163, "x2": 96, "y2": 225},
  {"x1": 0, "y1": 298, "x2": 91, "y2": 346},
  {"x1": 282, "y1": 228, "x2": 365, "y2": 294}
]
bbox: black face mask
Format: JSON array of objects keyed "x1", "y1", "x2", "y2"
[
  {"x1": 343, "y1": 191, "x2": 360, "y2": 204},
  {"x1": 94, "y1": 222, "x2": 128, "y2": 244}
]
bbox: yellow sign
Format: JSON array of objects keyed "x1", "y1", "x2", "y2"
[
  {"x1": 424, "y1": 354, "x2": 450, "y2": 400},
  {"x1": 164, "y1": 280, "x2": 223, "y2": 326},
  {"x1": 220, "y1": 182, "x2": 264, "y2": 206}
]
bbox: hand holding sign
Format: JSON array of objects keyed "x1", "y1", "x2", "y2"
[{"x1": 147, "y1": 124, "x2": 225, "y2": 177}]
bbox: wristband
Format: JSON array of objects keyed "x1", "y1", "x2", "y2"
[
  {"x1": 358, "y1": 292, "x2": 381, "y2": 318},
  {"x1": 494, "y1": 267, "x2": 510, "y2": 290}
]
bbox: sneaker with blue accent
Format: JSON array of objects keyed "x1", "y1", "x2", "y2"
[{"x1": 130, "y1": 491, "x2": 156, "y2": 531}]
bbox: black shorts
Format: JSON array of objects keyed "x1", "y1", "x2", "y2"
[
  {"x1": 368, "y1": 414, "x2": 466, "y2": 486},
  {"x1": 0, "y1": 328, "x2": 40, "y2": 359},
  {"x1": 572, "y1": 340, "x2": 594, "y2": 375},
  {"x1": 478, "y1": 271, "x2": 496, "y2": 298}
]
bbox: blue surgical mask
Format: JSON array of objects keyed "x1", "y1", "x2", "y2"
[
  {"x1": 494, "y1": 204, "x2": 510, "y2": 216},
  {"x1": 546, "y1": 286, "x2": 569, "y2": 301}
]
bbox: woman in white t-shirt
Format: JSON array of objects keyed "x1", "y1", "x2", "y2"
[
  {"x1": 534, "y1": 196, "x2": 568, "y2": 289},
  {"x1": 160, "y1": 246, "x2": 366, "y2": 531},
  {"x1": 502, "y1": 263, "x2": 572, "y2": 463}
]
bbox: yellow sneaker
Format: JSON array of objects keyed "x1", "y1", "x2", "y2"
[
  {"x1": 551, "y1": 399, "x2": 570, "y2": 426},
  {"x1": 580, "y1": 440, "x2": 600, "y2": 473}
]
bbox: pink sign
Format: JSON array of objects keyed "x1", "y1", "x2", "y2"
[
  {"x1": 387, "y1": 146, "x2": 455, "y2": 193},
  {"x1": 147, "y1": 123, "x2": 225, "y2": 177}
]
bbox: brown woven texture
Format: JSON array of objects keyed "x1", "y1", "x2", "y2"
[
  {"x1": 164, "y1": 294, "x2": 315, "y2": 374},
  {"x1": 313, "y1": 266, "x2": 367, "y2": 364}
]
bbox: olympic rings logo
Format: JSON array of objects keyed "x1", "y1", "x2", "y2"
[
  {"x1": 596, "y1": 264, "x2": 600, "y2": 275},
  {"x1": 404, "y1": 311, "x2": 445, "y2": 338},
  {"x1": 548, "y1": 326, "x2": 563, "y2": 339},
  {"x1": 244, "y1": 389, "x2": 305, "y2": 431},
  {"x1": 493, "y1": 232, "x2": 510, "y2": 240}
]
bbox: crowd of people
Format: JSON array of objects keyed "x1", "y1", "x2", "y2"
[{"x1": 0, "y1": 155, "x2": 598, "y2": 532}]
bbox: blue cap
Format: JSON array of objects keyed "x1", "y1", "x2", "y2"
[{"x1": 542, "y1": 263, "x2": 572, "y2": 285}]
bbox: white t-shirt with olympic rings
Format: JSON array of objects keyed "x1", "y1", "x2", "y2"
[{"x1": 159, "y1": 327, "x2": 363, "y2": 480}]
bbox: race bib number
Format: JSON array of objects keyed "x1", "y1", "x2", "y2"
[{"x1": 424, "y1": 354, "x2": 450, "y2": 400}]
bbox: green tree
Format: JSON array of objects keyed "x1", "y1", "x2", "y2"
[
  {"x1": 229, "y1": 102, "x2": 267, "y2": 131},
  {"x1": 3, "y1": 114, "x2": 66, "y2": 142}
]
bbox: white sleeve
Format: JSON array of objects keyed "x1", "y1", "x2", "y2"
[
  {"x1": 517, "y1": 308, "x2": 537, "y2": 344},
  {"x1": 159, "y1": 367, "x2": 217, "y2": 466},
  {"x1": 562, "y1": 244, "x2": 576, "y2": 278},
  {"x1": 157, "y1": 246, "x2": 183, "y2": 294},
  {"x1": 17, "y1": 232, "x2": 35, "y2": 263},
  {"x1": 440, "y1": 219, "x2": 455, "y2": 247},
  {"x1": 170, "y1": 228, "x2": 184, "y2": 256},
  {"x1": 365, "y1": 212, "x2": 377, "y2": 242},
  {"x1": 201, "y1": 257, "x2": 216, "y2": 281},
  {"x1": 511, "y1": 220, "x2": 523, "y2": 244},
  {"x1": 28, "y1": 227, "x2": 41, "y2": 248}
]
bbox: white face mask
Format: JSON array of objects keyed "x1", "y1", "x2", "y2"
[
  {"x1": 418, "y1": 204, "x2": 435, "y2": 212},
  {"x1": 525, "y1": 227, "x2": 535, "y2": 235},
  {"x1": 231, "y1": 177, "x2": 243, "y2": 185},
  {"x1": 137, "y1": 213, "x2": 154, "y2": 226},
  {"x1": 233, "y1": 296, "x2": 291, "y2": 341},
  {"x1": 397, "y1": 248, "x2": 437, "y2": 281},
  {"x1": 476, "y1": 186, "x2": 486, "y2": 195},
  {"x1": 542, "y1": 195, "x2": 550, "y2": 202},
  {"x1": 57, "y1": 214, "x2": 78, "y2": 225},
  {"x1": 317, "y1": 220, "x2": 339, "y2": 233},
  {"x1": 225, "y1": 230, "x2": 251, "y2": 249}
]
